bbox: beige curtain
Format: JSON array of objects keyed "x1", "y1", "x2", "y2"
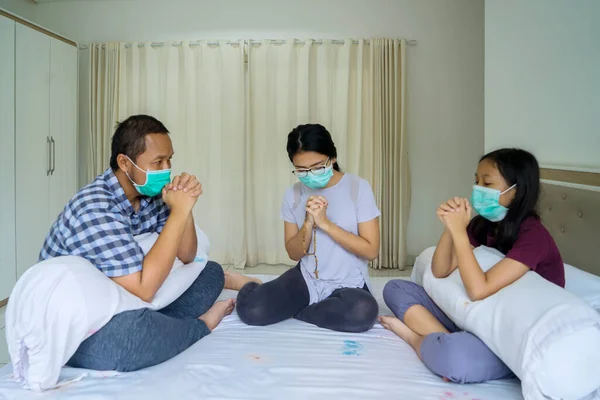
[
  {"x1": 87, "y1": 43, "x2": 120, "y2": 180},
  {"x1": 116, "y1": 41, "x2": 247, "y2": 268},
  {"x1": 245, "y1": 39, "x2": 374, "y2": 267},
  {"x1": 370, "y1": 39, "x2": 410, "y2": 269},
  {"x1": 85, "y1": 38, "x2": 409, "y2": 269}
]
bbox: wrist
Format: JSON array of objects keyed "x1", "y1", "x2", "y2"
[
  {"x1": 320, "y1": 219, "x2": 334, "y2": 233},
  {"x1": 170, "y1": 207, "x2": 190, "y2": 221},
  {"x1": 451, "y1": 229, "x2": 470, "y2": 248}
]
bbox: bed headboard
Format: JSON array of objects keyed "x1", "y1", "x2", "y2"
[{"x1": 539, "y1": 168, "x2": 600, "y2": 277}]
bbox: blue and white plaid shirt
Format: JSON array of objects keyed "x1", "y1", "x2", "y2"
[{"x1": 40, "y1": 168, "x2": 171, "y2": 277}]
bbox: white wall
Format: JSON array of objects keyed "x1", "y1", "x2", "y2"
[
  {"x1": 485, "y1": 0, "x2": 600, "y2": 170},
  {"x1": 7, "y1": 0, "x2": 485, "y2": 258},
  {"x1": 0, "y1": 0, "x2": 34, "y2": 21}
]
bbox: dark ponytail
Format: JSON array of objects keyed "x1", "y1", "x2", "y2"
[{"x1": 286, "y1": 124, "x2": 341, "y2": 171}]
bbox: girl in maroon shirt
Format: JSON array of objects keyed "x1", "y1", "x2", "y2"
[{"x1": 380, "y1": 148, "x2": 565, "y2": 384}]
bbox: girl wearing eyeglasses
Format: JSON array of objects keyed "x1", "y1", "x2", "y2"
[{"x1": 236, "y1": 124, "x2": 381, "y2": 332}]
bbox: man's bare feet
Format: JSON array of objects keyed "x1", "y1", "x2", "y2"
[
  {"x1": 379, "y1": 315, "x2": 422, "y2": 350},
  {"x1": 224, "y1": 271, "x2": 262, "y2": 291},
  {"x1": 199, "y1": 299, "x2": 235, "y2": 331}
]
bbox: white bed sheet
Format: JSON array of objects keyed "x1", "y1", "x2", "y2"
[{"x1": 0, "y1": 276, "x2": 523, "y2": 400}]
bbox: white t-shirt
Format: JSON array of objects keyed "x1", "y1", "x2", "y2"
[{"x1": 280, "y1": 173, "x2": 381, "y2": 304}]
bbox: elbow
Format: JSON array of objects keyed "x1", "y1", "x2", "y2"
[
  {"x1": 362, "y1": 240, "x2": 379, "y2": 261},
  {"x1": 466, "y1": 287, "x2": 487, "y2": 302},
  {"x1": 139, "y1": 293, "x2": 155, "y2": 303},
  {"x1": 432, "y1": 270, "x2": 445, "y2": 279},
  {"x1": 180, "y1": 254, "x2": 195, "y2": 264},
  {"x1": 285, "y1": 244, "x2": 301, "y2": 262},
  {"x1": 366, "y1": 248, "x2": 379, "y2": 261},
  {"x1": 180, "y1": 248, "x2": 196, "y2": 265},
  {"x1": 132, "y1": 287, "x2": 155, "y2": 303},
  {"x1": 132, "y1": 282, "x2": 156, "y2": 303},
  {"x1": 431, "y1": 262, "x2": 448, "y2": 279}
]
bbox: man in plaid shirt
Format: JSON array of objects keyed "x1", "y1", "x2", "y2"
[{"x1": 40, "y1": 115, "x2": 256, "y2": 372}]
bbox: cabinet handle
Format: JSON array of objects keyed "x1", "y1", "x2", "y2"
[
  {"x1": 46, "y1": 137, "x2": 51, "y2": 176},
  {"x1": 50, "y1": 136, "x2": 56, "y2": 175}
]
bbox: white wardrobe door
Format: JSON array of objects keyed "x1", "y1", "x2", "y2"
[
  {"x1": 15, "y1": 23, "x2": 51, "y2": 278},
  {"x1": 49, "y1": 38, "x2": 78, "y2": 217},
  {"x1": 0, "y1": 16, "x2": 16, "y2": 300}
]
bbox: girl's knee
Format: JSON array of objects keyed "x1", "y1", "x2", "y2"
[
  {"x1": 383, "y1": 280, "x2": 423, "y2": 320},
  {"x1": 236, "y1": 284, "x2": 270, "y2": 326},
  {"x1": 345, "y1": 293, "x2": 379, "y2": 332},
  {"x1": 420, "y1": 332, "x2": 511, "y2": 384},
  {"x1": 237, "y1": 303, "x2": 269, "y2": 326}
]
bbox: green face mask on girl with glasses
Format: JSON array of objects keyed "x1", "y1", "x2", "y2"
[{"x1": 294, "y1": 158, "x2": 334, "y2": 189}]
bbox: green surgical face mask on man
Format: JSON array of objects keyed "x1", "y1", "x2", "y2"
[{"x1": 125, "y1": 156, "x2": 171, "y2": 197}]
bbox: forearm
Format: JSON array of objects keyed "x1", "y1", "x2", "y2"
[
  {"x1": 452, "y1": 229, "x2": 487, "y2": 300},
  {"x1": 321, "y1": 221, "x2": 378, "y2": 260},
  {"x1": 177, "y1": 213, "x2": 197, "y2": 263},
  {"x1": 139, "y1": 208, "x2": 190, "y2": 300},
  {"x1": 286, "y1": 221, "x2": 314, "y2": 261},
  {"x1": 432, "y1": 229, "x2": 457, "y2": 278}
]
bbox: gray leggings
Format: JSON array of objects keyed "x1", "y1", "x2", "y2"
[
  {"x1": 237, "y1": 264, "x2": 378, "y2": 333},
  {"x1": 383, "y1": 279, "x2": 515, "y2": 383},
  {"x1": 67, "y1": 262, "x2": 225, "y2": 372}
]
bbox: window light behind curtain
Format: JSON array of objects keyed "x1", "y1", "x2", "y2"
[{"x1": 84, "y1": 38, "x2": 409, "y2": 269}]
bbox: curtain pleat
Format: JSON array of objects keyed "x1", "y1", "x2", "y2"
[{"x1": 85, "y1": 39, "x2": 409, "y2": 269}]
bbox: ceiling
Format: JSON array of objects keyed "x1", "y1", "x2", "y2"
[{"x1": 30, "y1": 0, "x2": 128, "y2": 3}]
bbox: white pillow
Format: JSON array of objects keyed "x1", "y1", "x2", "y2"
[
  {"x1": 5, "y1": 226, "x2": 210, "y2": 392},
  {"x1": 564, "y1": 264, "x2": 600, "y2": 311},
  {"x1": 411, "y1": 249, "x2": 600, "y2": 313},
  {"x1": 413, "y1": 246, "x2": 600, "y2": 400},
  {"x1": 137, "y1": 226, "x2": 210, "y2": 309}
]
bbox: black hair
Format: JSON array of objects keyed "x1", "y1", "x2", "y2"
[
  {"x1": 286, "y1": 124, "x2": 341, "y2": 171},
  {"x1": 470, "y1": 148, "x2": 541, "y2": 254},
  {"x1": 110, "y1": 115, "x2": 170, "y2": 171}
]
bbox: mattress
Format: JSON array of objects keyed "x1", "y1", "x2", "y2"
[{"x1": 0, "y1": 276, "x2": 523, "y2": 400}]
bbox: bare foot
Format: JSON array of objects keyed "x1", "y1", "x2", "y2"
[
  {"x1": 379, "y1": 315, "x2": 422, "y2": 349},
  {"x1": 199, "y1": 299, "x2": 235, "y2": 331},
  {"x1": 224, "y1": 271, "x2": 262, "y2": 291}
]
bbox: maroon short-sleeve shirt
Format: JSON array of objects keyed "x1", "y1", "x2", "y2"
[{"x1": 467, "y1": 217, "x2": 565, "y2": 288}]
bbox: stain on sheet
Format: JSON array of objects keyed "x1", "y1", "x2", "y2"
[{"x1": 341, "y1": 340, "x2": 364, "y2": 356}]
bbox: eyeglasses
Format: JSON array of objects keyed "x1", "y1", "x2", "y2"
[{"x1": 292, "y1": 158, "x2": 331, "y2": 178}]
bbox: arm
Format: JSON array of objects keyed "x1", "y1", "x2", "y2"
[
  {"x1": 432, "y1": 197, "x2": 473, "y2": 278},
  {"x1": 452, "y1": 230, "x2": 529, "y2": 301},
  {"x1": 443, "y1": 200, "x2": 529, "y2": 301},
  {"x1": 431, "y1": 229, "x2": 459, "y2": 278},
  {"x1": 177, "y1": 214, "x2": 197, "y2": 264},
  {"x1": 168, "y1": 172, "x2": 202, "y2": 264},
  {"x1": 321, "y1": 218, "x2": 380, "y2": 261},
  {"x1": 309, "y1": 180, "x2": 380, "y2": 261},
  {"x1": 113, "y1": 189, "x2": 196, "y2": 302},
  {"x1": 307, "y1": 193, "x2": 380, "y2": 261},
  {"x1": 284, "y1": 219, "x2": 315, "y2": 261}
]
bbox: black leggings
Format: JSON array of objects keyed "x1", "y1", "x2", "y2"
[{"x1": 236, "y1": 264, "x2": 378, "y2": 333}]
